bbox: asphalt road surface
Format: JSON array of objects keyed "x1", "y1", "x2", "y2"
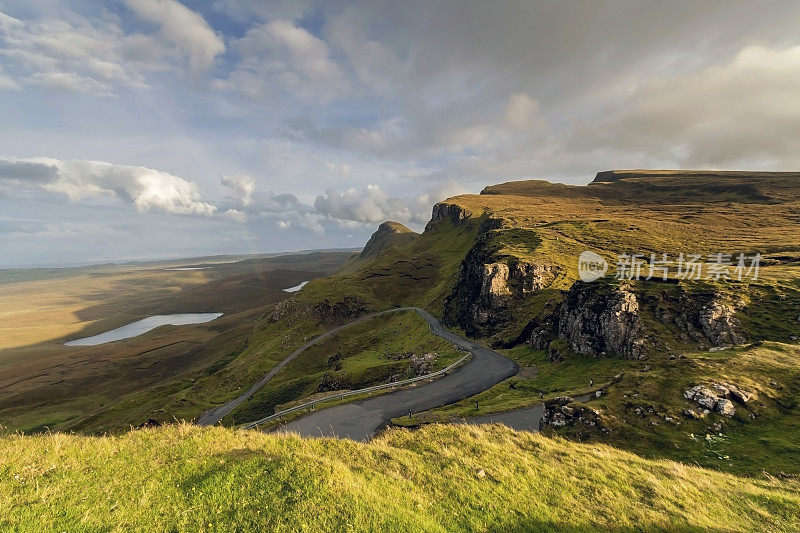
[{"x1": 274, "y1": 307, "x2": 519, "y2": 441}]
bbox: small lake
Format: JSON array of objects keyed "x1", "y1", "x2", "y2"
[
  {"x1": 283, "y1": 281, "x2": 309, "y2": 292},
  {"x1": 64, "y1": 313, "x2": 223, "y2": 346}
]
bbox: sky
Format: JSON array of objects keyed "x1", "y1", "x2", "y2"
[{"x1": 1, "y1": 0, "x2": 799, "y2": 267}]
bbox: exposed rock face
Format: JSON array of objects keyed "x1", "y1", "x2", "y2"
[
  {"x1": 700, "y1": 301, "x2": 745, "y2": 346},
  {"x1": 470, "y1": 261, "x2": 557, "y2": 324},
  {"x1": 684, "y1": 382, "x2": 753, "y2": 417},
  {"x1": 521, "y1": 281, "x2": 746, "y2": 359},
  {"x1": 443, "y1": 219, "x2": 557, "y2": 337},
  {"x1": 539, "y1": 396, "x2": 604, "y2": 431},
  {"x1": 425, "y1": 202, "x2": 471, "y2": 231},
  {"x1": 269, "y1": 296, "x2": 368, "y2": 327},
  {"x1": 557, "y1": 283, "x2": 647, "y2": 359},
  {"x1": 313, "y1": 297, "x2": 369, "y2": 326}
]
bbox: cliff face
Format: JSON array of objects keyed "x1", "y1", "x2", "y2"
[
  {"x1": 425, "y1": 168, "x2": 800, "y2": 357},
  {"x1": 441, "y1": 215, "x2": 558, "y2": 337},
  {"x1": 425, "y1": 202, "x2": 471, "y2": 232},
  {"x1": 436, "y1": 202, "x2": 747, "y2": 358},
  {"x1": 535, "y1": 282, "x2": 745, "y2": 359},
  {"x1": 556, "y1": 283, "x2": 647, "y2": 359}
]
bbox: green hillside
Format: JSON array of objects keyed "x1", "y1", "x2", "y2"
[{"x1": 3, "y1": 424, "x2": 799, "y2": 532}]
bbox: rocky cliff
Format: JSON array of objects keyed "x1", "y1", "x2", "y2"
[
  {"x1": 424, "y1": 202, "x2": 472, "y2": 232},
  {"x1": 438, "y1": 210, "x2": 747, "y2": 358},
  {"x1": 442, "y1": 216, "x2": 558, "y2": 337}
]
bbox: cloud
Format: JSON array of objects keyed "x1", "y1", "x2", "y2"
[
  {"x1": 123, "y1": 0, "x2": 225, "y2": 72},
  {"x1": 221, "y1": 173, "x2": 256, "y2": 205},
  {"x1": 571, "y1": 44, "x2": 800, "y2": 169},
  {"x1": 0, "y1": 157, "x2": 216, "y2": 216},
  {"x1": 314, "y1": 181, "x2": 467, "y2": 226},
  {"x1": 221, "y1": 208, "x2": 246, "y2": 222},
  {"x1": 0, "y1": 11, "x2": 150, "y2": 94},
  {"x1": 505, "y1": 92, "x2": 540, "y2": 130},
  {"x1": 219, "y1": 19, "x2": 344, "y2": 102},
  {"x1": 325, "y1": 162, "x2": 351, "y2": 179},
  {"x1": 0, "y1": 65, "x2": 19, "y2": 90},
  {"x1": 0, "y1": 1, "x2": 223, "y2": 94}
]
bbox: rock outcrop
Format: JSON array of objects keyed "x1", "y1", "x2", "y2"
[
  {"x1": 313, "y1": 297, "x2": 369, "y2": 326},
  {"x1": 443, "y1": 218, "x2": 558, "y2": 336},
  {"x1": 270, "y1": 296, "x2": 369, "y2": 327},
  {"x1": 425, "y1": 202, "x2": 472, "y2": 231},
  {"x1": 699, "y1": 301, "x2": 745, "y2": 346},
  {"x1": 521, "y1": 282, "x2": 746, "y2": 359},
  {"x1": 684, "y1": 382, "x2": 753, "y2": 417},
  {"x1": 410, "y1": 352, "x2": 438, "y2": 375},
  {"x1": 557, "y1": 283, "x2": 647, "y2": 359},
  {"x1": 539, "y1": 396, "x2": 604, "y2": 432}
]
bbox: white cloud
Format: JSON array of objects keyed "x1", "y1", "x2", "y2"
[
  {"x1": 123, "y1": 0, "x2": 225, "y2": 72},
  {"x1": 314, "y1": 181, "x2": 467, "y2": 226},
  {"x1": 0, "y1": 157, "x2": 216, "y2": 216},
  {"x1": 221, "y1": 173, "x2": 256, "y2": 205},
  {"x1": 0, "y1": 11, "x2": 151, "y2": 94},
  {"x1": 220, "y1": 19, "x2": 344, "y2": 102},
  {"x1": 221, "y1": 208, "x2": 246, "y2": 222}
]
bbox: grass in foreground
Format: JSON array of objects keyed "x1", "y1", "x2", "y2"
[{"x1": 2, "y1": 424, "x2": 799, "y2": 532}]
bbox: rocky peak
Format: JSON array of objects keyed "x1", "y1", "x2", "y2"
[{"x1": 360, "y1": 221, "x2": 417, "y2": 260}]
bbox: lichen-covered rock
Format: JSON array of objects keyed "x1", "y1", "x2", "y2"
[
  {"x1": 715, "y1": 399, "x2": 736, "y2": 417},
  {"x1": 730, "y1": 388, "x2": 752, "y2": 404}
]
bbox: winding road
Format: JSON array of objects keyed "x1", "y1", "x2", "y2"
[{"x1": 197, "y1": 307, "x2": 519, "y2": 440}]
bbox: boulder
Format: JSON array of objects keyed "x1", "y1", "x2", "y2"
[
  {"x1": 540, "y1": 396, "x2": 604, "y2": 432},
  {"x1": 730, "y1": 388, "x2": 752, "y2": 404},
  {"x1": 715, "y1": 399, "x2": 736, "y2": 417},
  {"x1": 684, "y1": 383, "x2": 747, "y2": 417}
]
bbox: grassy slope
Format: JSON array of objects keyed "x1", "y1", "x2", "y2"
[
  {"x1": 221, "y1": 311, "x2": 463, "y2": 426},
  {"x1": 2, "y1": 424, "x2": 799, "y2": 532},
  {"x1": 183, "y1": 218, "x2": 483, "y2": 427},
  {"x1": 190, "y1": 173, "x2": 800, "y2": 475},
  {"x1": 341, "y1": 172, "x2": 800, "y2": 476}
]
